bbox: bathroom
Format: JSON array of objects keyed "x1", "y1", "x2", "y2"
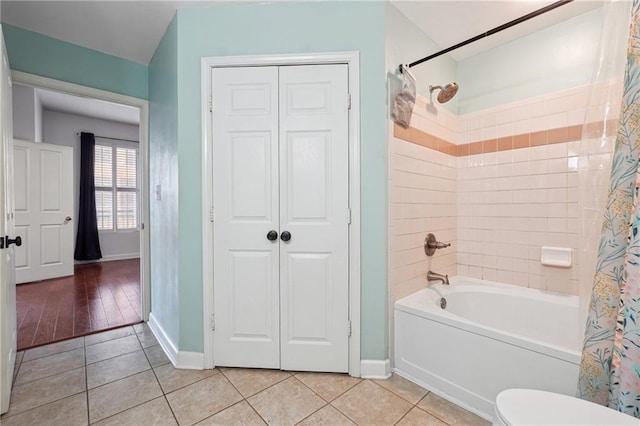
[{"x1": 387, "y1": 0, "x2": 638, "y2": 423}]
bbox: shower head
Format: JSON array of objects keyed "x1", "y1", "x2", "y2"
[{"x1": 429, "y1": 82, "x2": 459, "y2": 103}]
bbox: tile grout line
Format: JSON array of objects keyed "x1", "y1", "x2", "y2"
[
  {"x1": 371, "y1": 377, "x2": 429, "y2": 406},
  {"x1": 20, "y1": 338, "x2": 85, "y2": 362},
  {"x1": 391, "y1": 388, "x2": 433, "y2": 426},
  {"x1": 289, "y1": 373, "x2": 371, "y2": 425},
  {"x1": 366, "y1": 379, "x2": 416, "y2": 425},
  {"x1": 86, "y1": 350, "x2": 141, "y2": 367},
  {"x1": 218, "y1": 368, "x2": 274, "y2": 425},
  {"x1": 84, "y1": 338, "x2": 91, "y2": 425},
  {"x1": 199, "y1": 399, "x2": 258, "y2": 425},
  {"x1": 286, "y1": 375, "x2": 331, "y2": 425},
  {"x1": 414, "y1": 392, "x2": 458, "y2": 426},
  {"x1": 85, "y1": 350, "x2": 152, "y2": 392},
  {"x1": 134, "y1": 327, "x2": 180, "y2": 426},
  {"x1": 0, "y1": 389, "x2": 89, "y2": 421},
  {"x1": 12, "y1": 348, "x2": 86, "y2": 387},
  {"x1": 292, "y1": 373, "x2": 364, "y2": 423},
  {"x1": 84, "y1": 327, "x2": 174, "y2": 425}
]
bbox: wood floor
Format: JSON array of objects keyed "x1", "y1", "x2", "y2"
[{"x1": 16, "y1": 259, "x2": 141, "y2": 351}]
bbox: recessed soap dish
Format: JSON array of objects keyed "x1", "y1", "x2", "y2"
[{"x1": 540, "y1": 246, "x2": 572, "y2": 268}]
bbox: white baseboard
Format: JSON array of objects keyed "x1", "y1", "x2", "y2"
[
  {"x1": 101, "y1": 253, "x2": 140, "y2": 262},
  {"x1": 148, "y1": 313, "x2": 178, "y2": 366},
  {"x1": 176, "y1": 351, "x2": 204, "y2": 370},
  {"x1": 75, "y1": 253, "x2": 140, "y2": 265},
  {"x1": 148, "y1": 313, "x2": 205, "y2": 370},
  {"x1": 360, "y1": 359, "x2": 391, "y2": 379}
]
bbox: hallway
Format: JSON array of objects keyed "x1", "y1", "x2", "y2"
[
  {"x1": 0, "y1": 324, "x2": 488, "y2": 425},
  {"x1": 16, "y1": 259, "x2": 141, "y2": 350}
]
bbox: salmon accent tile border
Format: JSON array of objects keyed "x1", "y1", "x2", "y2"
[{"x1": 393, "y1": 120, "x2": 618, "y2": 157}]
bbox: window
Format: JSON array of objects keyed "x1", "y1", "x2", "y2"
[{"x1": 94, "y1": 143, "x2": 139, "y2": 231}]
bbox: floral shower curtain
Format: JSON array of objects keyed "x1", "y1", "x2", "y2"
[{"x1": 578, "y1": 0, "x2": 640, "y2": 417}]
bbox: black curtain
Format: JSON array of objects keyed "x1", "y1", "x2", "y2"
[{"x1": 74, "y1": 132, "x2": 102, "y2": 260}]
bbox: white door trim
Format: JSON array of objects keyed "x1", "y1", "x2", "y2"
[
  {"x1": 10, "y1": 71, "x2": 151, "y2": 322},
  {"x1": 201, "y1": 52, "x2": 361, "y2": 376}
]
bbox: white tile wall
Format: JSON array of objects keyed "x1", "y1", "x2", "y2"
[
  {"x1": 456, "y1": 142, "x2": 580, "y2": 295},
  {"x1": 455, "y1": 80, "x2": 621, "y2": 296},
  {"x1": 389, "y1": 137, "x2": 457, "y2": 305},
  {"x1": 390, "y1": 79, "x2": 621, "y2": 302}
]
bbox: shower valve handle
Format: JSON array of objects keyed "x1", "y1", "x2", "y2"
[
  {"x1": 428, "y1": 241, "x2": 451, "y2": 249},
  {"x1": 424, "y1": 233, "x2": 451, "y2": 256}
]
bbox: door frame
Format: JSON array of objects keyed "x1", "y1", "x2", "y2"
[
  {"x1": 0, "y1": 25, "x2": 16, "y2": 413},
  {"x1": 11, "y1": 71, "x2": 151, "y2": 322},
  {"x1": 201, "y1": 52, "x2": 362, "y2": 376}
]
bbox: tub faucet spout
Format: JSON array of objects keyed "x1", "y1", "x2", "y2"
[{"x1": 427, "y1": 270, "x2": 449, "y2": 285}]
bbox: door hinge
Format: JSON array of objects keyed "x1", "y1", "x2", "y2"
[
  {"x1": 0, "y1": 236, "x2": 4, "y2": 249},
  {"x1": 209, "y1": 207, "x2": 214, "y2": 223},
  {"x1": 347, "y1": 320, "x2": 352, "y2": 337},
  {"x1": 347, "y1": 208, "x2": 352, "y2": 225},
  {"x1": 210, "y1": 314, "x2": 216, "y2": 331},
  {"x1": 140, "y1": 223, "x2": 144, "y2": 230},
  {"x1": 347, "y1": 93, "x2": 351, "y2": 110},
  {"x1": 209, "y1": 95, "x2": 213, "y2": 113}
]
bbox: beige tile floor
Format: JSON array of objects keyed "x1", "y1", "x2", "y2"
[{"x1": 0, "y1": 324, "x2": 490, "y2": 425}]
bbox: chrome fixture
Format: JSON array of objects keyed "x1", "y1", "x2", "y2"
[
  {"x1": 427, "y1": 270, "x2": 450, "y2": 285},
  {"x1": 424, "y1": 233, "x2": 451, "y2": 256},
  {"x1": 429, "y1": 82, "x2": 459, "y2": 103},
  {"x1": 426, "y1": 283, "x2": 448, "y2": 309}
]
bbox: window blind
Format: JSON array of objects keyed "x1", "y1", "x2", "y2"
[{"x1": 94, "y1": 143, "x2": 138, "y2": 231}]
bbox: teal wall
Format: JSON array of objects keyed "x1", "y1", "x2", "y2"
[
  {"x1": 148, "y1": 17, "x2": 180, "y2": 347},
  {"x1": 456, "y1": 7, "x2": 608, "y2": 114},
  {"x1": 2, "y1": 24, "x2": 148, "y2": 99},
  {"x1": 165, "y1": 1, "x2": 388, "y2": 358}
]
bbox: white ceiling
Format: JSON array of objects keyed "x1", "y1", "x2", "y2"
[
  {"x1": 34, "y1": 86, "x2": 140, "y2": 124},
  {"x1": 1, "y1": 1, "x2": 230, "y2": 64},
  {"x1": 2, "y1": 1, "x2": 605, "y2": 65}
]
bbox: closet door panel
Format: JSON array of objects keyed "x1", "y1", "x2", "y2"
[
  {"x1": 279, "y1": 64, "x2": 350, "y2": 372},
  {"x1": 212, "y1": 66, "x2": 280, "y2": 369}
]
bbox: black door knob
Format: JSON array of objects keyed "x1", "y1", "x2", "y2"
[
  {"x1": 266, "y1": 230, "x2": 278, "y2": 241},
  {"x1": 6, "y1": 236, "x2": 21, "y2": 247},
  {"x1": 280, "y1": 231, "x2": 291, "y2": 242}
]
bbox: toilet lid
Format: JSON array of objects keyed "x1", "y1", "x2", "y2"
[{"x1": 495, "y1": 389, "x2": 640, "y2": 425}]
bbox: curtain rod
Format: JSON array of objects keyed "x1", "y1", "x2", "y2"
[
  {"x1": 76, "y1": 132, "x2": 139, "y2": 144},
  {"x1": 399, "y1": 0, "x2": 573, "y2": 73}
]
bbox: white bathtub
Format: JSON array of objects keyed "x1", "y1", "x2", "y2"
[{"x1": 394, "y1": 276, "x2": 581, "y2": 421}]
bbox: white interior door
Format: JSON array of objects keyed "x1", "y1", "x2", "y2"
[
  {"x1": 13, "y1": 139, "x2": 73, "y2": 284},
  {"x1": 279, "y1": 64, "x2": 350, "y2": 372},
  {"x1": 212, "y1": 66, "x2": 281, "y2": 368},
  {"x1": 212, "y1": 64, "x2": 350, "y2": 372},
  {"x1": 0, "y1": 26, "x2": 17, "y2": 414}
]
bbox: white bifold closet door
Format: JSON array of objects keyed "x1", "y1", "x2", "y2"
[{"x1": 212, "y1": 64, "x2": 350, "y2": 373}]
